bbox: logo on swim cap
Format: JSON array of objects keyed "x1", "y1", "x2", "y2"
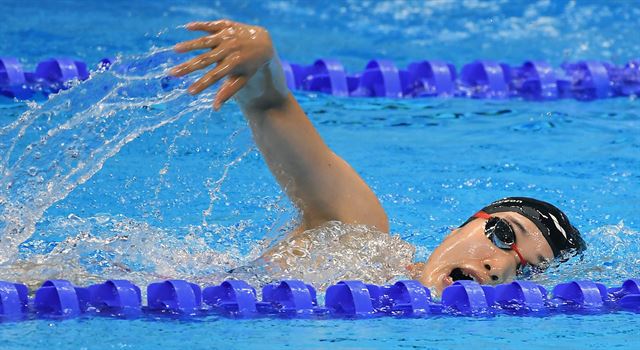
[{"x1": 469, "y1": 197, "x2": 586, "y2": 259}]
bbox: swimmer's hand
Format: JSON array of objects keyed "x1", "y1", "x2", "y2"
[{"x1": 169, "y1": 20, "x2": 288, "y2": 111}]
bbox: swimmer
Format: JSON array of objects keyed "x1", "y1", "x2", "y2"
[{"x1": 169, "y1": 20, "x2": 586, "y2": 295}]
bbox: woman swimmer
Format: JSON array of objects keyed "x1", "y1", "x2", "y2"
[{"x1": 168, "y1": 20, "x2": 586, "y2": 295}]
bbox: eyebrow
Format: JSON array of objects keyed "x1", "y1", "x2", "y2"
[
  {"x1": 507, "y1": 217, "x2": 528, "y2": 236},
  {"x1": 506, "y1": 217, "x2": 550, "y2": 268}
]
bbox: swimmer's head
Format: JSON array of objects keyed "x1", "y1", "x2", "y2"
[{"x1": 408, "y1": 197, "x2": 586, "y2": 295}]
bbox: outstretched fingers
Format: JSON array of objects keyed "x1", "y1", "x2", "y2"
[
  {"x1": 169, "y1": 43, "x2": 231, "y2": 77},
  {"x1": 174, "y1": 32, "x2": 224, "y2": 53},
  {"x1": 173, "y1": 19, "x2": 253, "y2": 103},
  {"x1": 214, "y1": 75, "x2": 248, "y2": 110},
  {"x1": 185, "y1": 20, "x2": 234, "y2": 33},
  {"x1": 187, "y1": 59, "x2": 235, "y2": 95}
]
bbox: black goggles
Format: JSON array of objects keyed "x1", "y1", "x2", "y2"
[{"x1": 473, "y1": 211, "x2": 528, "y2": 270}]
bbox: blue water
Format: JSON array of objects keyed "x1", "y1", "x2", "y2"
[{"x1": 1, "y1": 0, "x2": 639, "y2": 348}]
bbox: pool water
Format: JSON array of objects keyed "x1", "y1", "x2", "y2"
[{"x1": 0, "y1": 0, "x2": 639, "y2": 348}]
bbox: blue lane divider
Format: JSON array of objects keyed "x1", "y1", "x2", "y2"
[
  {"x1": 609, "y1": 279, "x2": 640, "y2": 310},
  {"x1": 88, "y1": 280, "x2": 142, "y2": 316},
  {"x1": 1, "y1": 56, "x2": 640, "y2": 101},
  {"x1": 0, "y1": 57, "x2": 89, "y2": 99},
  {"x1": 0, "y1": 57, "x2": 31, "y2": 99},
  {"x1": 147, "y1": 280, "x2": 202, "y2": 314},
  {"x1": 203, "y1": 280, "x2": 258, "y2": 316},
  {"x1": 560, "y1": 61, "x2": 613, "y2": 100},
  {"x1": 260, "y1": 280, "x2": 321, "y2": 315},
  {"x1": 511, "y1": 61, "x2": 558, "y2": 100},
  {"x1": 407, "y1": 60, "x2": 456, "y2": 97},
  {"x1": 551, "y1": 280, "x2": 608, "y2": 308},
  {"x1": 302, "y1": 59, "x2": 350, "y2": 97},
  {"x1": 325, "y1": 280, "x2": 378, "y2": 316},
  {"x1": 351, "y1": 60, "x2": 404, "y2": 98},
  {"x1": 33, "y1": 280, "x2": 90, "y2": 317},
  {"x1": 1, "y1": 278, "x2": 637, "y2": 321},
  {"x1": 460, "y1": 60, "x2": 510, "y2": 99},
  {"x1": 494, "y1": 280, "x2": 548, "y2": 311},
  {"x1": 282, "y1": 58, "x2": 640, "y2": 100},
  {"x1": 372, "y1": 280, "x2": 432, "y2": 316},
  {"x1": 441, "y1": 280, "x2": 495, "y2": 315},
  {"x1": 0, "y1": 281, "x2": 29, "y2": 318}
]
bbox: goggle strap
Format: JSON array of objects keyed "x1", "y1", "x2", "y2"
[
  {"x1": 473, "y1": 211, "x2": 493, "y2": 220},
  {"x1": 511, "y1": 243, "x2": 528, "y2": 267},
  {"x1": 475, "y1": 211, "x2": 528, "y2": 269}
]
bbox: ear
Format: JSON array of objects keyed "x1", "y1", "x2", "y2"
[{"x1": 406, "y1": 262, "x2": 426, "y2": 279}]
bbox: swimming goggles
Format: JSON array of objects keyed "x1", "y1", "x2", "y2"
[{"x1": 472, "y1": 211, "x2": 528, "y2": 271}]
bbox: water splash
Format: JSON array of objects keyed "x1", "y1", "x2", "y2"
[
  {"x1": 0, "y1": 48, "x2": 198, "y2": 265},
  {"x1": 238, "y1": 221, "x2": 416, "y2": 290},
  {"x1": 3, "y1": 214, "x2": 261, "y2": 291},
  {"x1": 3, "y1": 216, "x2": 416, "y2": 293},
  {"x1": 0, "y1": 47, "x2": 417, "y2": 292},
  {"x1": 532, "y1": 221, "x2": 640, "y2": 287}
]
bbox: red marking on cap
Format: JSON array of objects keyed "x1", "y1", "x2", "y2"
[{"x1": 473, "y1": 211, "x2": 492, "y2": 219}]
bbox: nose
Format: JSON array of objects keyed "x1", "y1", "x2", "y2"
[{"x1": 482, "y1": 255, "x2": 516, "y2": 284}]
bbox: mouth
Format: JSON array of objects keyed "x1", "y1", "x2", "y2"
[{"x1": 448, "y1": 267, "x2": 478, "y2": 283}]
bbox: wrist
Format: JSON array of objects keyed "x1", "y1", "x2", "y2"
[{"x1": 234, "y1": 54, "x2": 290, "y2": 111}]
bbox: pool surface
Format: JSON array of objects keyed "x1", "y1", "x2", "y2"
[{"x1": 0, "y1": 0, "x2": 639, "y2": 349}]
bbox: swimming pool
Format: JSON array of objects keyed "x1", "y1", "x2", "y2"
[{"x1": 1, "y1": 0, "x2": 639, "y2": 348}]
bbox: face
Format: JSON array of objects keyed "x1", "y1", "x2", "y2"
[{"x1": 408, "y1": 211, "x2": 554, "y2": 295}]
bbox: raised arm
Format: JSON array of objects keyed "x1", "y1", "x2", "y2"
[{"x1": 169, "y1": 20, "x2": 388, "y2": 232}]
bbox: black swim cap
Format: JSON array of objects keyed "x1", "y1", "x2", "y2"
[{"x1": 464, "y1": 197, "x2": 586, "y2": 259}]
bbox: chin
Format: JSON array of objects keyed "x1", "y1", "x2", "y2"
[{"x1": 417, "y1": 270, "x2": 450, "y2": 297}]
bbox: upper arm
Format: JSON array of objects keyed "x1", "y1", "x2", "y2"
[{"x1": 300, "y1": 151, "x2": 389, "y2": 232}]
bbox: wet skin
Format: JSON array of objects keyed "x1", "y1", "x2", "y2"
[
  {"x1": 408, "y1": 211, "x2": 554, "y2": 294},
  {"x1": 170, "y1": 20, "x2": 555, "y2": 295}
]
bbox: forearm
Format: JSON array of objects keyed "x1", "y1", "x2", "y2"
[
  {"x1": 243, "y1": 95, "x2": 331, "y2": 219},
  {"x1": 234, "y1": 55, "x2": 325, "y2": 216},
  {"x1": 236, "y1": 60, "x2": 387, "y2": 230},
  {"x1": 246, "y1": 96, "x2": 386, "y2": 230}
]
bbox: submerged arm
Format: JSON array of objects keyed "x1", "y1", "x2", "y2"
[{"x1": 170, "y1": 20, "x2": 388, "y2": 232}]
